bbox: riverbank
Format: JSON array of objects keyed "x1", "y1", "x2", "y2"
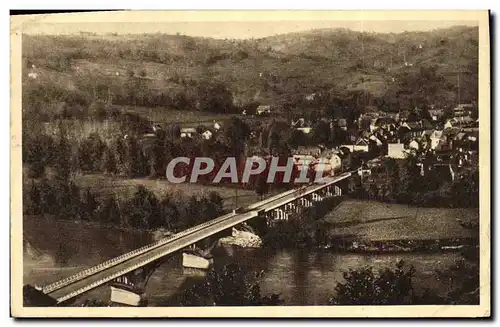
[{"x1": 323, "y1": 199, "x2": 479, "y2": 242}]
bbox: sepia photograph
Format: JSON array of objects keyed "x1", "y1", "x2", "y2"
[{"x1": 10, "y1": 10, "x2": 490, "y2": 318}]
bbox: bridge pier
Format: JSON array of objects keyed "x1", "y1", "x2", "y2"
[{"x1": 109, "y1": 258, "x2": 167, "y2": 306}]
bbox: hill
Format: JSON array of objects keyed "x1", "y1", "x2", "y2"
[{"x1": 21, "y1": 25, "x2": 478, "y2": 122}]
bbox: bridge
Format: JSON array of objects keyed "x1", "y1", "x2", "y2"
[{"x1": 24, "y1": 171, "x2": 354, "y2": 306}]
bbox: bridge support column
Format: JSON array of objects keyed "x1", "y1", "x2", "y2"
[
  {"x1": 110, "y1": 258, "x2": 167, "y2": 306},
  {"x1": 305, "y1": 196, "x2": 313, "y2": 207}
]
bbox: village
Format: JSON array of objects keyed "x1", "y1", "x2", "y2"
[{"x1": 136, "y1": 99, "x2": 479, "y2": 191}]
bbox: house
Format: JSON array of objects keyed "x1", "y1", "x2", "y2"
[
  {"x1": 397, "y1": 110, "x2": 411, "y2": 122},
  {"x1": 337, "y1": 119, "x2": 348, "y2": 131},
  {"x1": 28, "y1": 72, "x2": 38, "y2": 79},
  {"x1": 428, "y1": 109, "x2": 445, "y2": 121},
  {"x1": 297, "y1": 127, "x2": 312, "y2": 134},
  {"x1": 387, "y1": 143, "x2": 406, "y2": 159},
  {"x1": 341, "y1": 137, "x2": 370, "y2": 153},
  {"x1": 293, "y1": 146, "x2": 322, "y2": 157},
  {"x1": 202, "y1": 130, "x2": 213, "y2": 140},
  {"x1": 401, "y1": 119, "x2": 433, "y2": 139},
  {"x1": 256, "y1": 105, "x2": 271, "y2": 116},
  {"x1": 453, "y1": 104, "x2": 475, "y2": 117},
  {"x1": 180, "y1": 127, "x2": 197, "y2": 138},
  {"x1": 444, "y1": 116, "x2": 475, "y2": 129},
  {"x1": 429, "y1": 130, "x2": 444, "y2": 150},
  {"x1": 370, "y1": 117, "x2": 397, "y2": 133},
  {"x1": 213, "y1": 121, "x2": 222, "y2": 131},
  {"x1": 408, "y1": 139, "x2": 420, "y2": 151},
  {"x1": 305, "y1": 93, "x2": 317, "y2": 101}
]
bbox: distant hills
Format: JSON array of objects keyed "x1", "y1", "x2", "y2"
[{"x1": 22, "y1": 25, "x2": 478, "y2": 117}]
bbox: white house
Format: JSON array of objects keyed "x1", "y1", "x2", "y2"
[
  {"x1": 387, "y1": 143, "x2": 406, "y2": 159},
  {"x1": 297, "y1": 127, "x2": 312, "y2": 134},
  {"x1": 444, "y1": 117, "x2": 475, "y2": 129},
  {"x1": 305, "y1": 93, "x2": 317, "y2": 101},
  {"x1": 256, "y1": 105, "x2": 271, "y2": 116},
  {"x1": 180, "y1": 128, "x2": 197, "y2": 138},
  {"x1": 341, "y1": 138, "x2": 369, "y2": 153},
  {"x1": 28, "y1": 72, "x2": 38, "y2": 79},
  {"x1": 202, "y1": 130, "x2": 213, "y2": 140},
  {"x1": 213, "y1": 122, "x2": 222, "y2": 131},
  {"x1": 430, "y1": 130, "x2": 444, "y2": 150}
]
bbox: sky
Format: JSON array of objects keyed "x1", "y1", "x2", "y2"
[{"x1": 19, "y1": 11, "x2": 480, "y2": 39}]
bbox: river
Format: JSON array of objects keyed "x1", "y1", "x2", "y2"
[{"x1": 23, "y1": 213, "x2": 463, "y2": 306}]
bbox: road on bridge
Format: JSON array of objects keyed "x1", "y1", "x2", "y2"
[{"x1": 41, "y1": 172, "x2": 353, "y2": 304}]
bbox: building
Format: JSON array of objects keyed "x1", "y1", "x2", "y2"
[
  {"x1": 370, "y1": 117, "x2": 397, "y2": 133},
  {"x1": 341, "y1": 137, "x2": 369, "y2": 152},
  {"x1": 429, "y1": 130, "x2": 444, "y2": 150},
  {"x1": 453, "y1": 104, "x2": 475, "y2": 117},
  {"x1": 256, "y1": 105, "x2": 271, "y2": 116},
  {"x1": 180, "y1": 127, "x2": 197, "y2": 138},
  {"x1": 202, "y1": 130, "x2": 213, "y2": 140},
  {"x1": 297, "y1": 127, "x2": 312, "y2": 134},
  {"x1": 408, "y1": 139, "x2": 420, "y2": 151},
  {"x1": 337, "y1": 119, "x2": 348, "y2": 131},
  {"x1": 428, "y1": 109, "x2": 445, "y2": 121},
  {"x1": 387, "y1": 143, "x2": 406, "y2": 159},
  {"x1": 444, "y1": 116, "x2": 475, "y2": 129},
  {"x1": 213, "y1": 121, "x2": 222, "y2": 131},
  {"x1": 305, "y1": 93, "x2": 317, "y2": 101}
]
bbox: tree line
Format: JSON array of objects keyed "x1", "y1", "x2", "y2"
[
  {"x1": 24, "y1": 177, "x2": 224, "y2": 232},
  {"x1": 348, "y1": 155, "x2": 479, "y2": 208}
]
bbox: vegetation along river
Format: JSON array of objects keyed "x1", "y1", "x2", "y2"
[{"x1": 23, "y1": 199, "x2": 476, "y2": 306}]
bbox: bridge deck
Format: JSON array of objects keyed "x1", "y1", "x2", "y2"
[{"x1": 42, "y1": 172, "x2": 352, "y2": 303}]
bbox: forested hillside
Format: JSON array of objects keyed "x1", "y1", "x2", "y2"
[{"x1": 22, "y1": 25, "x2": 478, "y2": 122}]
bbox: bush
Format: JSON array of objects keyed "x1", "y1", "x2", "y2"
[
  {"x1": 78, "y1": 133, "x2": 106, "y2": 173},
  {"x1": 178, "y1": 264, "x2": 284, "y2": 306},
  {"x1": 329, "y1": 260, "x2": 416, "y2": 305}
]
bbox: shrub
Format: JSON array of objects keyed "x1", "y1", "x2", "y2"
[{"x1": 329, "y1": 260, "x2": 416, "y2": 305}]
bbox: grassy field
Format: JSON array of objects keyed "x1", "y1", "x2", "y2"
[
  {"x1": 74, "y1": 174, "x2": 277, "y2": 211},
  {"x1": 324, "y1": 199, "x2": 479, "y2": 242}
]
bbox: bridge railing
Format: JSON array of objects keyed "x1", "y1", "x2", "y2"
[
  {"x1": 42, "y1": 211, "x2": 237, "y2": 293},
  {"x1": 45, "y1": 171, "x2": 355, "y2": 296},
  {"x1": 41, "y1": 184, "x2": 307, "y2": 294},
  {"x1": 54, "y1": 210, "x2": 260, "y2": 303}
]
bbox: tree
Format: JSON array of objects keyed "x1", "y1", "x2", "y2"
[
  {"x1": 101, "y1": 146, "x2": 118, "y2": 174},
  {"x1": 329, "y1": 260, "x2": 416, "y2": 305},
  {"x1": 311, "y1": 120, "x2": 330, "y2": 145},
  {"x1": 287, "y1": 129, "x2": 307, "y2": 149},
  {"x1": 98, "y1": 195, "x2": 122, "y2": 226},
  {"x1": 255, "y1": 173, "x2": 269, "y2": 200},
  {"x1": 81, "y1": 188, "x2": 100, "y2": 221},
  {"x1": 124, "y1": 185, "x2": 161, "y2": 229},
  {"x1": 197, "y1": 80, "x2": 234, "y2": 114},
  {"x1": 23, "y1": 133, "x2": 55, "y2": 178},
  {"x1": 78, "y1": 133, "x2": 106, "y2": 172},
  {"x1": 53, "y1": 122, "x2": 72, "y2": 181},
  {"x1": 179, "y1": 264, "x2": 283, "y2": 306},
  {"x1": 223, "y1": 117, "x2": 250, "y2": 157},
  {"x1": 396, "y1": 154, "x2": 420, "y2": 203}
]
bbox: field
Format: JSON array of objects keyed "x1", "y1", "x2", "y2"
[
  {"x1": 74, "y1": 173, "x2": 275, "y2": 211},
  {"x1": 324, "y1": 199, "x2": 479, "y2": 241},
  {"x1": 119, "y1": 105, "x2": 274, "y2": 127}
]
